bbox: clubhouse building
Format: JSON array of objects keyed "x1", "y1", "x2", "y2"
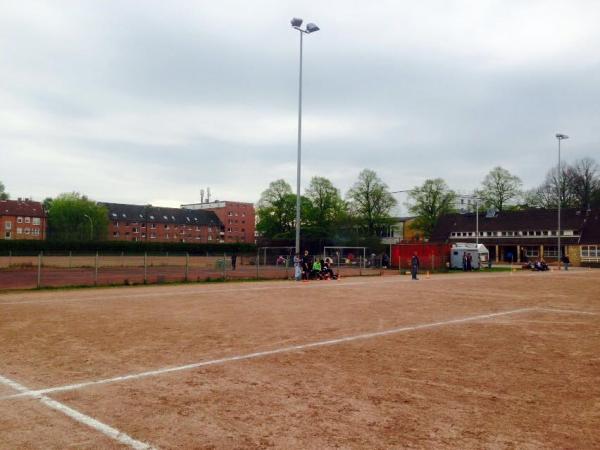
[{"x1": 430, "y1": 208, "x2": 600, "y2": 266}]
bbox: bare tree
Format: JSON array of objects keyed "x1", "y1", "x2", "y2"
[
  {"x1": 407, "y1": 178, "x2": 456, "y2": 239},
  {"x1": 346, "y1": 169, "x2": 396, "y2": 236},
  {"x1": 569, "y1": 157, "x2": 599, "y2": 210},
  {"x1": 476, "y1": 167, "x2": 522, "y2": 211}
]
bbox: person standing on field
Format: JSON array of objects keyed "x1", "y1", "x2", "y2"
[
  {"x1": 411, "y1": 252, "x2": 420, "y2": 280},
  {"x1": 293, "y1": 253, "x2": 302, "y2": 281}
]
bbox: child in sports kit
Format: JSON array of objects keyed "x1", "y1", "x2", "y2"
[{"x1": 293, "y1": 253, "x2": 302, "y2": 281}]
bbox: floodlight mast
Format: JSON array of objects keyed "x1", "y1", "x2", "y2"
[
  {"x1": 291, "y1": 17, "x2": 319, "y2": 255},
  {"x1": 555, "y1": 133, "x2": 569, "y2": 268}
]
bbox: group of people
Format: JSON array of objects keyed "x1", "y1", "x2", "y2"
[
  {"x1": 294, "y1": 250, "x2": 338, "y2": 281},
  {"x1": 461, "y1": 252, "x2": 474, "y2": 271},
  {"x1": 527, "y1": 258, "x2": 549, "y2": 271}
]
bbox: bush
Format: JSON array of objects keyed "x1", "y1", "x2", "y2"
[{"x1": 0, "y1": 240, "x2": 256, "y2": 256}]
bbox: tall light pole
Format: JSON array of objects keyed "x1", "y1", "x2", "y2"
[
  {"x1": 555, "y1": 133, "x2": 569, "y2": 268},
  {"x1": 291, "y1": 17, "x2": 319, "y2": 254},
  {"x1": 83, "y1": 214, "x2": 93, "y2": 241}
]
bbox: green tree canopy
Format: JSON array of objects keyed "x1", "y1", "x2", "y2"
[
  {"x1": 305, "y1": 176, "x2": 346, "y2": 231},
  {"x1": 407, "y1": 178, "x2": 456, "y2": 239},
  {"x1": 48, "y1": 192, "x2": 109, "y2": 241},
  {"x1": 256, "y1": 180, "x2": 313, "y2": 239},
  {"x1": 0, "y1": 180, "x2": 9, "y2": 200},
  {"x1": 475, "y1": 166, "x2": 522, "y2": 211},
  {"x1": 346, "y1": 169, "x2": 396, "y2": 236}
]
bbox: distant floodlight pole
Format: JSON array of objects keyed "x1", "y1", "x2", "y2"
[
  {"x1": 475, "y1": 198, "x2": 479, "y2": 246},
  {"x1": 83, "y1": 213, "x2": 93, "y2": 241},
  {"x1": 556, "y1": 133, "x2": 569, "y2": 268},
  {"x1": 291, "y1": 17, "x2": 319, "y2": 254}
]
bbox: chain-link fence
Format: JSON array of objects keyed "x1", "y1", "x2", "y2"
[
  {"x1": 0, "y1": 251, "x2": 256, "y2": 289},
  {"x1": 0, "y1": 247, "x2": 391, "y2": 290}
]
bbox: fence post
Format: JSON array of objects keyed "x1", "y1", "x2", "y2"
[
  {"x1": 37, "y1": 252, "x2": 42, "y2": 288},
  {"x1": 256, "y1": 249, "x2": 260, "y2": 280},
  {"x1": 144, "y1": 252, "x2": 148, "y2": 284},
  {"x1": 94, "y1": 252, "x2": 99, "y2": 286},
  {"x1": 185, "y1": 252, "x2": 189, "y2": 282},
  {"x1": 431, "y1": 254, "x2": 434, "y2": 272},
  {"x1": 222, "y1": 253, "x2": 226, "y2": 281}
]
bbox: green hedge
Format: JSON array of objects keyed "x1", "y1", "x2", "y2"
[{"x1": 0, "y1": 240, "x2": 256, "y2": 256}]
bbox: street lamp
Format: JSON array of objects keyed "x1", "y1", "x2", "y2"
[
  {"x1": 555, "y1": 133, "x2": 569, "y2": 268},
  {"x1": 83, "y1": 214, "x2": 93, "y2": 241},
  {"x1": 291, "y1": 17, "x2": 320, "y2": 254}
]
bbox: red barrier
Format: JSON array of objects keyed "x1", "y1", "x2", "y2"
[{"x1": 391, "y1": 243, "x2": 451, "y2": 270}]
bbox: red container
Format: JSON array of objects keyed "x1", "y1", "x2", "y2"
[{"x1": 391, "y1": 243, "x2": 451, "y2": 270}]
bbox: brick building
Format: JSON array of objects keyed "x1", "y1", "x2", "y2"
[
  {"x1": 430, "y1": 208, "x2": 600, "y2": 266},
  {"x1": 181, "y1": 201, "x2": 255, "y2": 244},
  {"x1": 0, "y1": 199, "x2": 47, "y2": 240},
  {"x1": 101, "y1": 203, "x2": 224, "y2": 243}
]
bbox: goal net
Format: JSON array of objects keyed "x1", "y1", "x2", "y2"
[{"x1": 256, "y1": 246, "x2": 296, "y2": 279}]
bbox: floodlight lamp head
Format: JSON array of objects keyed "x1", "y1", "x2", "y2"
[
  {"x1": 306, "y1": 23, "x2": 320, "y2": 33},
  {"x1": 556, "y1": 133, "x2": 569, "y2": 140},
  {"x1": 291, "y1": 17, "x2": 303, "y2": 27}
]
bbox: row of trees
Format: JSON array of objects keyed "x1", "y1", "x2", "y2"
[
  {"x1": 257, "y1": 169, "x2": 397, "y2": 244},
  {"x1": 257, "y1": 156, "x2": 600, "y2": 241},
  {"x1": 473, "y1": 158, "x2": 600, "y2": 212}
]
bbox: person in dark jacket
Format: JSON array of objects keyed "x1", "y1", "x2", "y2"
[{"x1": 411, "y1": 252, "x2": 420, "y2": 280}]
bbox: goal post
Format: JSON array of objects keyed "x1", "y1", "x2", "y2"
[{"x1": 322, "y1": 246, "x2": 367, "y2": 272}]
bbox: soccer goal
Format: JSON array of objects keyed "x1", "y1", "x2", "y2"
[
  {"x1": 256, "y1": 246, "x2": 296, "y2": 279},
  {"x1": 322, "y1": 246, "x2": 367, "y2": 274}
]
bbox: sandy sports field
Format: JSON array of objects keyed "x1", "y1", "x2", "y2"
[{"x1": 1, "y1": 270, "x2": 599, "y2": 449}]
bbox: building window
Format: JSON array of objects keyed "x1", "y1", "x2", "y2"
[
  {"x1": 16, "y1": 227, "x2": 23, "y2": 234},
  {"x1": 113, "y1": 231, "x2": 119, "y2": 237},
  {"x1": 581, "y1": 245, "x2": 599, "y2": 259},
  {"x1": 24, "y1": 228, "x2": 30, "y2": 235},
  {"x1": 151, "y1": 223, "x2": 156, "y2": 229},
  {"x1": 5, "y1": 222, "x2": 12, "y2": 230},
  {"x1": 32, "y1": 229, "x2": 40, "y2": 236},
  {"x1": 25, "y1": 217, "x2": 31, "y2": 223},
  {"x1": 524, "y1": 247, "x2": 539, "y2": 257},
  {"x1": 208, "y1": 235, "x2": 212, "y2": 241},
  {"x1": 17, "y1": 217, "x2": 23, "y2": 223},
  {"x1": 4, "y1": 231, "x2": 11, "y2": 239},
  {"x1": 544, "y1": 246, "x2": 558, "y2": 257},
  {"x1": 132, "y1": 227, "x2": 139, "y2": 233}
]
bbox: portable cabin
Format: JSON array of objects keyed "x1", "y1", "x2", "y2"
[{"x1": 450, "y1": 243, "x2": 489, "y2": 269}]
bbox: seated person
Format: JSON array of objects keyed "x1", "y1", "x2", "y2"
[
  {"x1": 539, "y1": 258, "x2": 549, "y2": 271},
  {"x1": 311, "y1": 259, "x2": 323, "y2": 279},
  {"x1": 320, "y1": 259, "x2": 336, "y2": 279}
]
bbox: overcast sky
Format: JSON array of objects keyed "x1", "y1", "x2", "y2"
[{"x1": 1, "y1": 0, "x2": 599, "y2": 213}]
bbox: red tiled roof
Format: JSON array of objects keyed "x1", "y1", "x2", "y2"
[{"x1": 0, "y1": 200, "x2": 46, "y2": 217}]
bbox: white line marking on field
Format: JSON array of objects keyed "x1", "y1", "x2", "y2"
[
  {"x1": 2, "y1": 307, "x2": 535, "y2": 400},
  {"x1": 0, "y1": 374, "x2": 156, "y2": 449},
  {"x1": 537, "y1": 307, "x2": 599, "y2": 316}
]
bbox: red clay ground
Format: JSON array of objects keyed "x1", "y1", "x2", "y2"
[{"x1": 1, "y1": 270, "x2": 599, "y2": 449}]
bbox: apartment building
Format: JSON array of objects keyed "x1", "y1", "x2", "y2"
[{"x1": 0, "y1": 199, "x2": 47, "y2": 240}]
